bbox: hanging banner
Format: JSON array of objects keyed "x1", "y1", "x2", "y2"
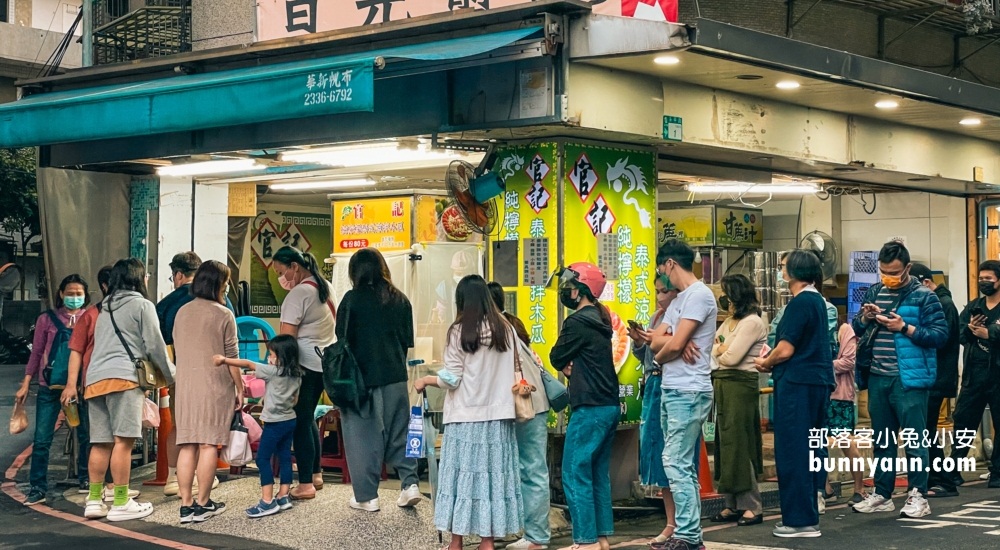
[
  {"x1": 249, "y1": 210, "x2": 334, "y2": 317},
  {"x1": 332, "y1": 197, "x2": 412, "y2": 253},
  {"x1": 255, "y1": 0, "x2": 679, "y2": 42},
  {"x1": 562, "y1": 143, "x2": 656, "y2": 426}
]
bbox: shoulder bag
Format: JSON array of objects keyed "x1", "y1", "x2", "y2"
[
  {"x1": 317, "y1": 297, "x2": 367, "y2": 411},
  {"x1": 108, "y1": 306, "x2": 167, "y2": 391},
  {"x1": 512, "y1": 340, "x2": 536, "y2": 423},
  {"x1": 855, "y1": 284, "x2": 909, "y2": 390}
]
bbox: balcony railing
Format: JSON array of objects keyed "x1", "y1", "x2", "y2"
[{"x1": 92, "y1": 0, "x2": 191, "y2": 65}]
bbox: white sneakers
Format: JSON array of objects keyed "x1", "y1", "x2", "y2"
[
  {"x1": 506, "y1": 538, "x2": 549, "y2": 549},
  {"x1": 853, "y1": 492, "x2": 895, "y2": 514},
  {"x1": 107, "y1": 499, "x2": 154, "y2": 522},
  {"x1": 349, "y1": 497, "x2": 380, "y2": 512},
  {"x1": 899, "y1": 488, "x2": 932, "y2": 518},
  {"x1": 817, "y1": 492, "x2": 826, "y2": 515},
  {"x1": 102, "y1": 487, "x2": 140, "y2": 502},
  {"x1": 84, "y1": 500, "x2": 108, "y2": 519},
  {"x1": 397, "y1": 484, "x2": 422, "y2": 508}
]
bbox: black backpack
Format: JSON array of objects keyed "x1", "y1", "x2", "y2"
[
  {"x1": 42, "y1": 310, "x2": 73, "y2": 389},
  {"x1": 316, "y1": 306, "x2": 367, "y2": 411}
]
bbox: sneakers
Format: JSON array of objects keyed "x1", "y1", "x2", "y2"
[
  {"x1": 505, "y1": 538, "x2": 548, "y2": 549},
  {"x1": 23, "y1": 491, "x2": 46, "y2": 507},
  {"x1": 397, "y1": 484, "x2": 422, "y2": 508},
  {"x1": 981, "y1": 472, "x2": 991, "y2": 481},
  {"x1": 107, "y1": 499, "x2": 154, "y2": 522},
  {"x1": 103, "y1": 487, "x2": 140, "y2": 502},
  {"x1": 772, "y1": 523, "x2": 821, "y2": 538},
  {"x1": 84, "y1": 500, "x2": 108, "y2": 519},
  {"x1": 652, "y1": 538, "x2": 705, "y2": 550},
  {"x1": 899, "y1": 488, "x2": 931, "y2": 518},
  {"x1": 349, "y1": 497, "x2": 380, "y2": 512},
  {"x1": 276, "y1": 495, "x2": 293, "y2": 511},
  {"x1": 78, "y1": 479, "x2": 90, "y2": 494},
  {"x1": 193, "y1": 500, "x2": 226, "y2": 522},
  {"x1": 817, "y1": 492, "x2": 826, "y2": 515},
  {"x1": 853, "y1": 492, "x2": 895, "y2": 514},
  {"x1": 179, "y1": 505, "x2": 198, "y2": 524},
  {"x1": 246, "y1": 499, "x2": 281, "y2": 518}
]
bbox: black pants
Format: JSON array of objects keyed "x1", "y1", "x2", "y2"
[
  {"x1": 950, "y1": 367, "x2": 1000, "y2": 479},
  {"x1": 773, "y1": 379, "x2": 828, "y2": 528},
  {"x1": 293, "y1": 369, "x2": 324, "y2": 484},
  {"x1": 926, "y1": 393, "x2": 955, "y2": 490}
]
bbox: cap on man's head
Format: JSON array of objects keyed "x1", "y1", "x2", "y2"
[
  {"x1": 169, "y1": 252, "x2": 202, "y2": 275},
  {"x1": 910, "y1": 263, "x2": 934, "y2": 284}
]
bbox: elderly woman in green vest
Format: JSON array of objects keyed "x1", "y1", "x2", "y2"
[{"x1": 710, "y1": 274, "x2": 767, "y2": 526}]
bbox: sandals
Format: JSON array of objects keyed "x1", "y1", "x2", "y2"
[
  {"x1": 710, "y1": 509, "x2": 741, "y2": 522},
  {"x1": 926, "y1": 485, "x2": 959, "y2": 498},
  {"x1": 649, "y1": 524, "x2": 676, "y2": 545}
]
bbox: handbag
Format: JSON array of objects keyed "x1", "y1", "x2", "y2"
[
  {"x1": 222, "y1": 410, "x2": 253, "y2": 466},
  {"x1": 539, "y1": 366, "x2": 570, "y2": 412},
  {"x1": 855, "y1": 284, "x2": 908, "y2": 391},
  {"x1": 511, "y1": 343, "x2": 536, "y2": 423},
  {"x1": 317, "y1": 300, "x2": 368, "y2": 411},
  {"x1": 108, "y1": 306, "x2": 168, "y2": 391}
]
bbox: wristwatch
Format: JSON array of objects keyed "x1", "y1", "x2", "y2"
[{"x1": 900, "y1": 322, "x2": 909, "y2": 334}]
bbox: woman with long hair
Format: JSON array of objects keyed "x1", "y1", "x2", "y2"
[
  {"x1": 415, "y1": 275, "x2": 522, "y2": 550},
  {"x1": 754, "y1": 250, "x2": 833, "y2": 538},
  {"x1": 710, "y1": 274, "x2": 767, "y2": 526},
  {"x1": 172, "y1": 260, "x2": 242, "y2": 523},
  {"x1": 550, "y1": 262, "x2": 619, "y2": 550},
  {"x1": 336, "y1": 248, "x2": 420, "y2": 512},
  {"x1": 16, "y1": 274, "x2": 91, "y2": 505},
  {"x1": 271, "y1": 246, "x2": 336, "y2": 500},
  {"x1": 83, "y1": 258, "x2": 174, "y2": 521}
]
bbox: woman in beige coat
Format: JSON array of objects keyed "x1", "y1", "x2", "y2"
[{"x1": 172, "y1": 260, "x2": 241, "y2": 524}]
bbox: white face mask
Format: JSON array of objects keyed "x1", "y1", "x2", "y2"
[{"x1": 267, "y1": 354, "x2": 277, "y2": 366}]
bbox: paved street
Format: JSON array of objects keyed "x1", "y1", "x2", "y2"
[{"x1": 5, "y1": 364, "x2": 1000, "y2": 549}]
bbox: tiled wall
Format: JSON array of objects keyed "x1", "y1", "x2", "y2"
[{"x1": 130, "y1": 177, "x2": 159, "y2": 260}]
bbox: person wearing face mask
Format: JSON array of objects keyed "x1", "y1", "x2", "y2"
[
  {"x1": 851, "y1": 241, "x2": 948, "y2": 519},
  {"x1": 549, "y1": 262, "x2": 619, "y2": 550},
  {"x1": 15, "y1": 274, "x2": 91, "y2": 506},
  {"x1": 272, "y1": 245, "x2": 337, "y2": 500},
  {"x1": 711, "y1": 274, "x2": 768, "y2": 527},
  {"x1": 943, "y1": 260, "x2": 1000, "y2": 490},
  {"x1": 629, "y1": 275, "x2": 679, "y2": 545}
]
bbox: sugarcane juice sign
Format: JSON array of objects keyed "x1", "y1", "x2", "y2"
[
  {"x1": 658, "y1": 206, "x2": 715, "y2": 247},
  {"x1": 250, "y1": 210, "x2": 334, "y2": 317},
  {"x1": 494, "y1": 143, "x2": 560, "y2": 426},
  {"x1": 716, "y1": 207, "x2": 764, "y2": 249},
  {"x1": 332, "y1": 197, "x2": 411, "y2": 253}
]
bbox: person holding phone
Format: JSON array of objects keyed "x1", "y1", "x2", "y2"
[
  {"x1": 851, "y1": 241, "x2": 947, "y2": 520},
  {"x1": 944, "y1": 260, "x2": 1000, "y2": 489}
]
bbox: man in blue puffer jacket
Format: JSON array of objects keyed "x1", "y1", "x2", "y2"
[{"x1": 850, "y1": 241, "x2": 948, "y2": 520}]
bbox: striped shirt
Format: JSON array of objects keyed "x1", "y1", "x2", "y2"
[{"x1": 871, "y1": 286, "x2": 902, "y2": 376}]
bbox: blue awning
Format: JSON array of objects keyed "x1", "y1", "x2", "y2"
[{"x1": 0, "y1": 27, "x2": 541, "y2": 148}]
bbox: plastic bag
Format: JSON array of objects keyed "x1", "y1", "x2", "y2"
[
  {"x1": 10, "y1": 401, "x2": 28, "y2": 435},
  {"x1": 405, "y1": 406, "x2": 424, "y2": 459},
  {"x1": 141, "y1": 398, "x2": 160, "y2": 429},
  {"x1": 242, "y1": 411, "x2": 262, "y2": 444}
]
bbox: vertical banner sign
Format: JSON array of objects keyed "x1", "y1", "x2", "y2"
[
  {"x1": 332, "y1": 197, "x2": 412, "y2": 253},
  {"x1": 249, "y1": 210, "x2": 333, "y2": 318},
  {"x1": 494, "y1": 143, "x2": 560, "y2": 426},
  {"x1": 563, "y1": 143, "x2": 656, "y2": 425}
]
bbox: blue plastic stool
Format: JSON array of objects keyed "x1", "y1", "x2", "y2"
[{"x1": 236, "y1": 316, "x2": 276, "y2": 363}]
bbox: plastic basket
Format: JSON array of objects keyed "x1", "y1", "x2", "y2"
[
  {"x1": 848, "y1": 281, "x2": 872, "y2": 310},
  {"x1": 849, "y1": 251, "x2": 879, "y2": 274}
]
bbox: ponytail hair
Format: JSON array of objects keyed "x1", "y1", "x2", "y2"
[
  {"x1": 273, "y1": 246, "x2": 330, "y2": 303},
  {"x1": 576, "y1": 281, "x2": 613, "y2": 328}
]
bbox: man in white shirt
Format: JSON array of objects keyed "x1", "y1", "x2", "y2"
[{"x1": 650, "y1": 239, "x2": 717, "y2": 550}]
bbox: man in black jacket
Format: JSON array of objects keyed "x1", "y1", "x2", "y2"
[{"x1": 910, "y1": 264, "x2": 960, "y2": 497}]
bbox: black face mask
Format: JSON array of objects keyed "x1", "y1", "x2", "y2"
[
  {"x1": 559, "y1": 288, "x2": 582, "y2": 310},
  {"x1": 719, "y1": 295, "x2": 731, "y2": 312},
  {"x1": 980, "y1": 281, "x2": 999, "y2": 297}
]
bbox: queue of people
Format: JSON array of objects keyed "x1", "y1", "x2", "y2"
[{"x1": 12, "y1": 236, "x2": 994, "y2": 547}]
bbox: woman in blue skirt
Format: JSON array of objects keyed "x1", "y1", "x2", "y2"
[
  {"x1": 415, "y1": 275, "x2": 522, "y2": 550},
  {"x1": 629, "y1": 274, "x2": 679, "y2": 544}
]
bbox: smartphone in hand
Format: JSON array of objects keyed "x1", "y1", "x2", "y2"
[{"x1": 759, "y1": 343, "x2": 772, "y2": 358}]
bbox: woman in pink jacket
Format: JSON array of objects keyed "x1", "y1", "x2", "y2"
[{"x1": 823, "y1": 323, "x2": 863, "y2": 504}]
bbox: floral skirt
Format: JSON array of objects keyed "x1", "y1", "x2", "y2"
[{"x1": 434, "y1": 419, "x2": 524, "y2": 538}]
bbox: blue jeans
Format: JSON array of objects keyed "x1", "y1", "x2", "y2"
[
  {"x1": 640, "y1": 375, "x2": 670, "y2": 489},
  {"x1": 30, "y1": 386, "x2": 90, "y2": 493},
  {"x1": 257, "y1": 419, "x2": 296, "y2": 487},
  {"x1": 661, "y1": 389, "x2": 713, "y2": 545},
  {"x1": 562, "y1": 405, "x2": 618, "y2": 545},
  {"x1": 868, "y1": 373, "x2": 929, "y2": 498},
  {"x1": 515, "y1": 413, "x2": 551, "y2": 544}
]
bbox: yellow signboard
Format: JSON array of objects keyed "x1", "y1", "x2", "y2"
[
  {"x1": 332, "y1": 197, "x2": 411, "y2": 253},
  {"x1": 658, "y1": 206, "x2": 715, "y2": 247}
]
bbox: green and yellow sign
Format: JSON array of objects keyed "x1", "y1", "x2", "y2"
[
  {"x1": 715, "y1": 206, "x2": 764, "y2": 249},
  {"x1": 658, "y1": 206, "x2": 715, "y2": 247}
]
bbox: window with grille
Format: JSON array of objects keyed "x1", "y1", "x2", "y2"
[
  {"x1": 1, "y1": 0, "x2": 9, "y2": 23},
  {"x1": 107, "y1": 0, "x2": 129, "y2": 19}
]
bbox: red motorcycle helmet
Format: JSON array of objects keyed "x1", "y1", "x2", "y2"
[{"x1": 550, "y1": 262, "x2": 608, "y2": 300}]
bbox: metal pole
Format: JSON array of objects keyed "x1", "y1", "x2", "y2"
[
  {"x1": 789, "y1": 0, "x2": 825, "y2": 36},
  {"x1": 885, "y1": 11, "x2": 939, "y2": 50},
  {"x1": 82, "y1": 0, "x2": 93, "y2": 67}
]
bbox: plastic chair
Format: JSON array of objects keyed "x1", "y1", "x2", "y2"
[
  {"x1": 236, "y1": 316, "x2": 276, "y2": 362},
  {"x1": 318, "y1": 409, "x2": 388, "y2": 484}
]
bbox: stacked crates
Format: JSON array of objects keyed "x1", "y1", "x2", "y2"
[{"x1": 848, "y1": 251, "x2": 879, "y2": 321}]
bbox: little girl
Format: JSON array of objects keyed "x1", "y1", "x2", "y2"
[{"x1": 214, "y1": 334, "x2": 302, "y2": 518}]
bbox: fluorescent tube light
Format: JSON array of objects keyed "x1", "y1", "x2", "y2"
[
  {"x1": 269, "y1": 179, "x2": 375, "y2": 191},
  {"x1": 687, "y1": 182, "x2": 819, "y2": 195},
  {"x1": 156, "y1": 159, "x2": 264, "y2": 177},
  {"x1": 280, "y1": 144, "x2": 476, "y2": 167}
]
